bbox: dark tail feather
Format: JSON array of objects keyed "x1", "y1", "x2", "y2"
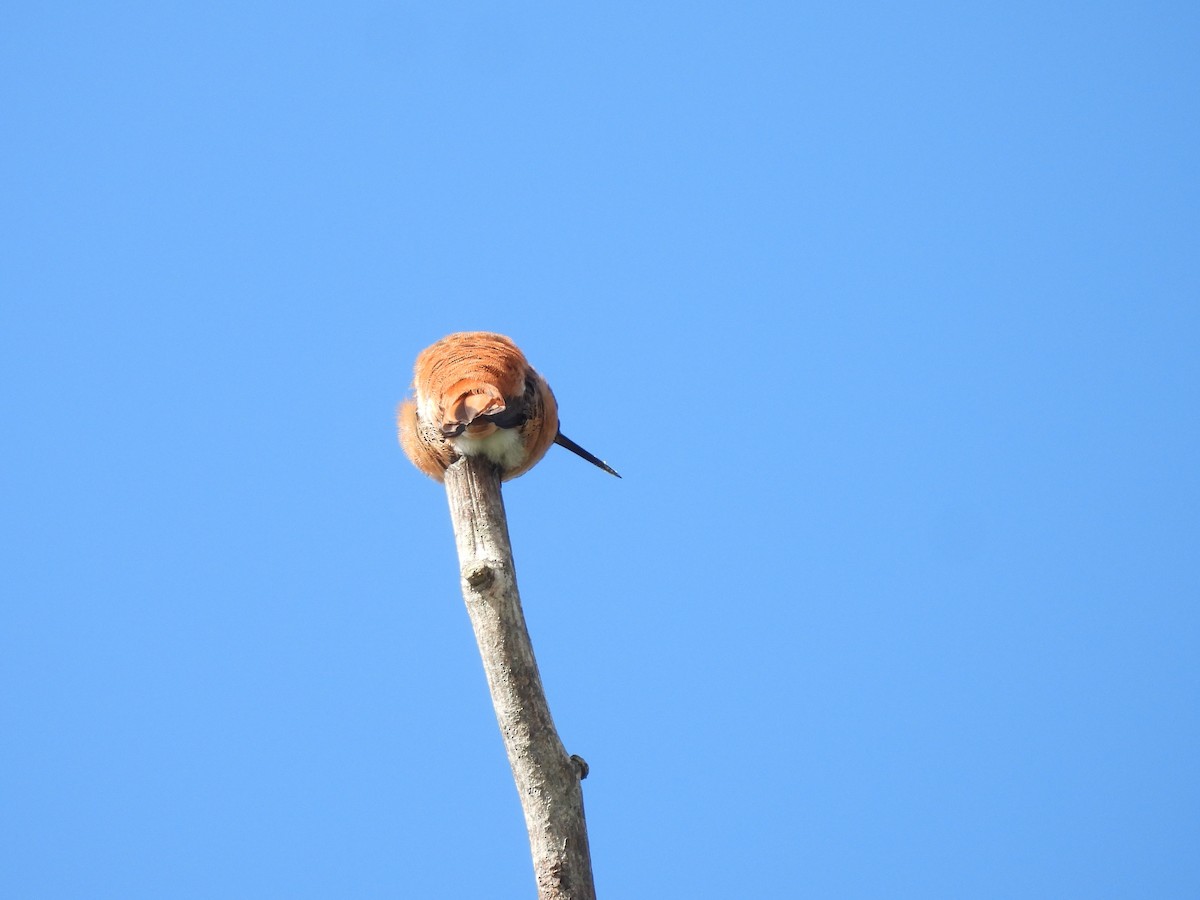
[{"x1": 555, "y1": 432, "x2": 621, "y2": 478}]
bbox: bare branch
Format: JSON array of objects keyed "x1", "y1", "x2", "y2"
[{"x1": 443, "y1": 454, "x2": 597, "y2": 900}]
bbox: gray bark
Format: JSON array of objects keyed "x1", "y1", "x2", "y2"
[{"x1": 443, "y1": 454, "x2": 596, "y2": 900}]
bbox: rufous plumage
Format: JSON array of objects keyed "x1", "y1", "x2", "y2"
[{"x1": 398, "y1": 331, "x2": 619, "y2": 482}]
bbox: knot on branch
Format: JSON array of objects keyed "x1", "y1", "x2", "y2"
[
  {"x1": 463, "y1": 562, "x2": 495, "y2": 589},
  {"x1": 570, "y1": 754, "x2": 590, "y2": 780}
]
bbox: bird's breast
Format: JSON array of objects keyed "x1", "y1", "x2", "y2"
[{"x1": 450, "y1": 426, "x2": 526, "y2": 471}]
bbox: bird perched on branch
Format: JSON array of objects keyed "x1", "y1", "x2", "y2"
[{"x1": 398, "y1": 331, "x2": 620, "y2": 482}]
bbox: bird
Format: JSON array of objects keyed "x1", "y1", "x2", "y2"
[{"x1": 397, "y1": 331, "x2": 620, "y2": 482}]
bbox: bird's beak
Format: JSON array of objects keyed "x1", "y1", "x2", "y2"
[{"x1": 554, "y1": 432, "x2": 621, "y2": 478}]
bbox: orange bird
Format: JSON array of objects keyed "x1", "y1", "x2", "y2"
[{"x1": 398, "y1": 331, "x2": 620, "y2": 482}]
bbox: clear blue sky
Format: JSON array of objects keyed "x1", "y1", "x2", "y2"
[{"x1": 3, "y1": 3, "x2": 1197, "y2": 897}]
